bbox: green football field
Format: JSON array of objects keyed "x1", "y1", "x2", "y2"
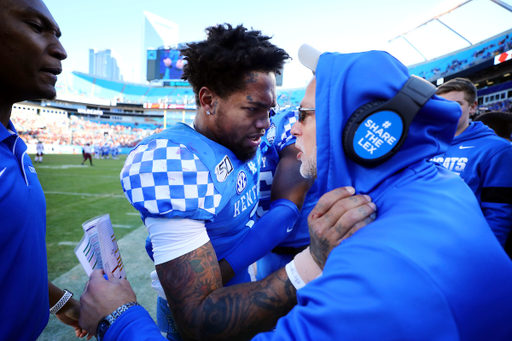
[{"x1": 33, "y1": 153, "x2": 143, "y2": 281}]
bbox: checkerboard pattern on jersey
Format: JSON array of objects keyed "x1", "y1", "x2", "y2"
[
  {"x1": 277, "y1": 115, "x2": 297, "y2": 150},
  {"x1": 120, "y1": 139, "x2": 221, "y2": 216}
]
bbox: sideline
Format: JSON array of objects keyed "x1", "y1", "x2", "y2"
[{"x1": 38, "y1": 225, "x2": 157, "y2": 340}]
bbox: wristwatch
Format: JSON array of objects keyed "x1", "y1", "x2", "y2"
[{"x1": 96, "y1": 302, "x2": 140, "y2": 341}]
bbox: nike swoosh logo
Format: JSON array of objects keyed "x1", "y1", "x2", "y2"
[
  {"x1": 286, "y1": 226, "x2": 293, "y2": 233},
  {"x1": 459, "y1": 145, "x2": 474, "y2": 149},
  {"x1": 0, "y1": 168, "x2": 5, "y2": 178}
]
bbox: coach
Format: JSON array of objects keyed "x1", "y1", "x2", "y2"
[{"x1": 0, "y1": 0, "x2": 88, "y2": 339}]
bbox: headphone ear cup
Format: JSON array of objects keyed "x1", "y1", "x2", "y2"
[{"x1": 342, "y1": 101, "x2": 386, "y2": 158}]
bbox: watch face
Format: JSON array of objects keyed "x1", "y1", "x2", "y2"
[{"x1": 97, "y1": 319, "x2": 110, "y2": 341}]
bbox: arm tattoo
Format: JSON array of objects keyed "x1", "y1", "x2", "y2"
[
  {"x1": 245, "y1": 72, "x2": 258, "y2": 84},
  {"x1": 156, "y1": 242, "x2": 297, "y2": 341}
]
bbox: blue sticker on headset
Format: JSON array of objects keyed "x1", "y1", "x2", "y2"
[{"x1": 353, "y1": 111, "x2": 403, "y2": 159}]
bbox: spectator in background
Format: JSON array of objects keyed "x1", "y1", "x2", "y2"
[
  {"x1": 431, "y1": 78, "x2": 512, "y2": 248},
  {"x1": 0, "y1": 0, "x2": 88, "y2": 339}
]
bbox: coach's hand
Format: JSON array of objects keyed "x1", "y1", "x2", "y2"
[
  {"x1": 308, "y1": 186, "x2": 376, "y2": 269},
  {"x1": 79, "y1": 270, "x2": 137, "y2": 336}
]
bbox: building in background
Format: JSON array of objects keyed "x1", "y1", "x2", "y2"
[
  {"x1": 141, "y1": 11, "x2": 179, "y2": 84},
  {"x1": 89, "y1": 49, "x2": 123, "y2": 81}
]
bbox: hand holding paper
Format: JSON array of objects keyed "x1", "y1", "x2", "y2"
[{"x1": 74, "y1": 214, "x2": 126, "y2": 279}]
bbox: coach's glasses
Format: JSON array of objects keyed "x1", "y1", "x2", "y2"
[{"x1": 297, "y1": 107, "x2": 315, "y2": 123}]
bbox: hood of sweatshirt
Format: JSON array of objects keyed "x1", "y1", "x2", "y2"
[
  {"x1": 313, "y1": 50, "x2": 462, "y2": 200},
  {"x1": 454, "y1": 121, "x2": 498, "y2": 143}
]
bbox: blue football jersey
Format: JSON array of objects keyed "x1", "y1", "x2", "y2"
[
  {"x1": 258, "y1": 108, "x2": 319, "y2": 248},
  {"x1": 120, "y1": 123, "x2": 260, "y2": 284}
]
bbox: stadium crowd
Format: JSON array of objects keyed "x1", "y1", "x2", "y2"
[
  {"x1": 11, "y1": 112, "x2": 162, "y2": 148},
  {"x1": 411, "y1": 34, "x2": 512, "y2": 81},
  {"x1": 479, "y1": 98, "x2": 512, "y2": 113}
]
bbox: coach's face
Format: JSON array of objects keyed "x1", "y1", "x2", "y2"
[
  {"x1": 291, "y1": 77, "x2": 317, "y2": 178},
  {"x1": 0, "y1": 0, "x2": 67, "y2": 107},
  {"x1": 203, "y1": 72, "x2": 274, "y2": 161}
]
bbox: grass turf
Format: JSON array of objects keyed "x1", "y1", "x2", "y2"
[{"x1": 32, "y1": 153, "x2": 143, "y2": 281}]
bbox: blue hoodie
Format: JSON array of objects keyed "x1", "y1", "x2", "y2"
[
  {"x1": 432, "y1": 121, "x2": 512, "y2": 247},
  {"x1": 102, "y1": 51, "x2": 512, "y2": 341},
  {"x1": 253, "y1": 51, "x2": 512, "y2": 340}
]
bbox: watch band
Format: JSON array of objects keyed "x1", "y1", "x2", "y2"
[
  {"x1": 97, "y1": 302, "x2": 140, "y2": 341},
  {"x1": 49, "y1": 289, "x2": 74, "y2": 315},
  {"x1": 104, "y1": 301, "x2": 140, "y2": 325}
]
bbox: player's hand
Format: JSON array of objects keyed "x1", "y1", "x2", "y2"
[
  {"x1": 308, "y1": 186, "x2": 376, "y2": 269},
  {"x1": 55, "y1": 303, "x2": 92, "y2": 339},
  {"x1": 79, "y1": 270, "x2": 137, "y2": 335}
]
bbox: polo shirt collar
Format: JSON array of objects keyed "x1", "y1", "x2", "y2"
[{"x1": 0, "y1": 121, "x2": 18, "y2": 142}]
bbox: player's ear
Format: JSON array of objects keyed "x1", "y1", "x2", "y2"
[
  {"x1": 199, "y1": 87, "x2": 217, "y2": 114},
  {"x1": 469, "y1": 100, "x2": 477, "y2": 114}
]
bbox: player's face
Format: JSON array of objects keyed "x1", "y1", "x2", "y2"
[
  {"x1": 438, "y1": 90, "x2": 476, "y2": 136},
  {"x1": 291, "y1": 77, "x2": 317, "y2": 178},
  {"x1": 0, "y1": 0, "x2": 67, "y2": 104},
  {"x1": 210, "y1": 72, "x2": 275, "y2": 161}
]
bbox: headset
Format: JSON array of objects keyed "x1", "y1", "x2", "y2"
[{"x1": 342, "y1": 75, "x2": 436, "y2": 167}]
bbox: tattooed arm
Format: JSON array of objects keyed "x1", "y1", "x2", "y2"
[
  {"x1": 78, "y1": 187, "x2": 375, "y2": 341},
  {"x1": 157, "y1": 187, "x2": 376, "y2": 341},
  {"x1": 157, "y1": 242, "x2": 296, "y2": 341}
]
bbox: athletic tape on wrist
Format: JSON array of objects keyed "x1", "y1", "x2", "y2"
[{"x1": 286, "y1": 259, "x2": 306, "y2": 290}]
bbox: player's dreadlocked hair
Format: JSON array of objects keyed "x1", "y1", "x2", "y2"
[{"x1": 180, "y1": 23, "x2": 290, "y2": 105}]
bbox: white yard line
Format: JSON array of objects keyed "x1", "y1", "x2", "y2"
[
  {"x1": 44, "y1": 191, "x2": 125, "y2": 198},
  {"x1": 57, "y1": 241, "x2": 79, "y2": 246},
  {"x1": 112, "y1": 224, "x2": 133, "y2": 228}
]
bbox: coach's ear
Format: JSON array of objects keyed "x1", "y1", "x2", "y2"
[{"x1": 198, "y1": 87, "x2": 217, "y2": 115}]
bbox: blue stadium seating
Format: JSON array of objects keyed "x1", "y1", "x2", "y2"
[
  {"x1": 70, "y1": 73, "x2": 95, "y2": 96},
  {"x1": 121, "y1": 84, "x2": 150, "y2": 102},
  {"x1": 94, "y1": 78, "x2": 125, "y2": 100},
  {"x1": 409, "y1": 30, "x2": 512, "y2": 82},
  {"x1": 56, "y1": 71, "x2": 308, "y2": 107}
]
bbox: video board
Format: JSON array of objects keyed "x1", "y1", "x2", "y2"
[{"x1": 147, "y1": 48, "x2": 187, "y2": 82}]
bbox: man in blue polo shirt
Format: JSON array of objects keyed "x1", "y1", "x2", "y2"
[{"x1": 0, "y1": 0, "x2": 88, "y2": 339}]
